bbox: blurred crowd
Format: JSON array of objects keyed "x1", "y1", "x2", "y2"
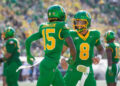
[
  {"x1": 0, "y1": 0, "x2": 120, "y2": 56},
  {"x1": 0, "y1": 0, "x2": 45, "y2": 57}
]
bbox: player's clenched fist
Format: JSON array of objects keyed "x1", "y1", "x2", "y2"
[
  {"x1": 27, "y1": 55, "x2": 35, "y2": 65},
  {"x1": 92, "y1": 56, "x2": 100, "y2": 65}
]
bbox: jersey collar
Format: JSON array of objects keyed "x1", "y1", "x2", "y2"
[{"x1": 76, "y1": 31, "x2": 90, "y2": 41}]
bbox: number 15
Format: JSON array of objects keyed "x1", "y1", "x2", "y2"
[{"x1": 42, "y1": 29, "x2": 56, "y2": 50}]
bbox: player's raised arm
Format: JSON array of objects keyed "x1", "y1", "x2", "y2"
[
  {"x1": 25, "y1": 32, "x2": 42, "y2": 65},
  {"x1": 65, "y1": 37, "x2": 76, "y2": 61}
]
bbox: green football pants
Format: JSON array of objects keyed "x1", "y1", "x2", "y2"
[
  {"x1": 37, "y1": 58, "x2": 65, "y2": 86},
  {"x1": 64, "y1": 65, "x2": 96, "y2": 86},
  {"x1": 106, "y1": 63, "x2": 120, "y2": 83},
  {"x1": 5, "y1": 62, "x2": 20, "y2": 86}
]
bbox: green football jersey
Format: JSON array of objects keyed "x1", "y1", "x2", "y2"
[
  {"x1": 105, "y1": 42, "x2": 120, "y2": 63},
  {"x1": 38, "y1": 21, "x2": 70, "y2": 62},
  {"x1": 5, "y1": 38, "x2": 21, "y2": 64},
  {"x1": 65, "y1": 30, "x2": 101, "y2": 67}
]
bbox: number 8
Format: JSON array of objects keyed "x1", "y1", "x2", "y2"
[{"x1": 80, "y1": 43, "x2": 89, "y2": 60}]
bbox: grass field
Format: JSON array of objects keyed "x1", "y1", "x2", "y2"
[{"x1": 0, "y1": 81, "x2": 120, "y2": 86}]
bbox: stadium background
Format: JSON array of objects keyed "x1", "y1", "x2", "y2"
[{"x1": 0, "y1": 0, "x2": 120, "y2": 86}]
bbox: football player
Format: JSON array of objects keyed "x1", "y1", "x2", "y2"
[
  {"x1": 25, "y1": 5, "x2": 76, "y2": 86},
  {"x1": 0, "y1": 32, "x2": 7, "y2": 86},
  {"x1": 105, "y1": 31, "x2": 120, "y2": 86},
  {"x1": 61, "y1": 10, "x2": 104, "y2": 86},
  {"x1": 0, "y1": 27, "x2": 22, "y2": 86}
]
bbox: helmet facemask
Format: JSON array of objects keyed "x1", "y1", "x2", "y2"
[
  {"x1": 73, "y1": 19, "x2": 88, "y2": 33},
  {"x1": 73, "y1": 10, "x2": 91, "y2": 33},
  {"x1": 48, "y1": 5, "x2": 66, "y2": 22}
]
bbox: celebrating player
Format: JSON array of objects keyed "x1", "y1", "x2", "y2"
[
  {"x1": 104, "y1": 31, "x2": 120, "y2": 86},
  {"x1": 25, "y1": 5, "x2": 76, "y2": 86},
  {"x1": 61, "y1": 10, "x2": 104, "y2": 86},
  {"x1": 0, "y1": 27, "x2": 22, "y2": 86}
]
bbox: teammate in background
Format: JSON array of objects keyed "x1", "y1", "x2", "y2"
[
  {"x1": 61, "y1": 10, "x2": 104, "y2": 86},
  {"x1": 0, "y1": 33, "x2": 7, "y2": 86},
  {"x1": 25, "y1": 5, "x2": 76, "y2": 86},
  {"x1": 104, "y1": 31, "x2": 120, "y2": 86},
  {"x1": 0, "y1": 27, "x2": 22, "y2": 86}
]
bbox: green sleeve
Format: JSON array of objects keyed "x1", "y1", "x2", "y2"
[
  {"x1": 25, "y1": 25, "x2": 42, "y2": 56},
  {"x1": 95, "y1": 31, "x2": 101, "y2": 46},
  {"x1": 6, "y1": 40, "x2": 16, "y2": 54},
  {"x1": 60, "y1": 26, "x2": 70, "y2": 39}
]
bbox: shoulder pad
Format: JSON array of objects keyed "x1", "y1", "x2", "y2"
[
  {"x1": 90, "y1": 29, "x2": 100, "y2": 33},
  {"x1": 69, "y1": 30, "x2": 77, "y2": 35},
  {"x1": 57, "y1": 21, "x2": 65, "y2": 27},
  {"x1": 90, "y1": 30, "x2": 100, "y2": 37},
  {"x1": 39, "y1": 23, "x2": 47, "y2": 28}
]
